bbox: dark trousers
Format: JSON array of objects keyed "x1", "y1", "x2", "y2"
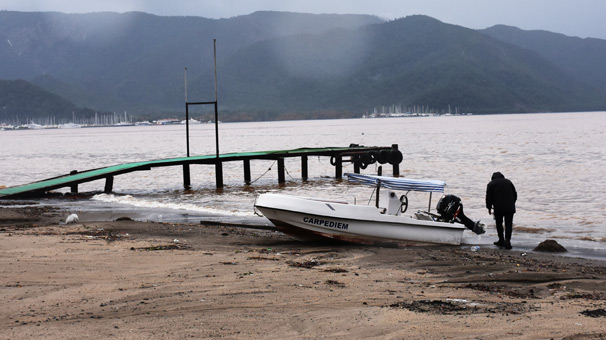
[{"x1": 494, "y1": 212, "x2": 514, "y2": 242}]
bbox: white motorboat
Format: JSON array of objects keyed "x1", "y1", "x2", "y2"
[{"x1": 254, "y1": 173, "x2": 470, "y2": 246}]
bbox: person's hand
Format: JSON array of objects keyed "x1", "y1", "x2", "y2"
[{"x1": 488, "y1": 208, "x2": 492, "y2": 215}]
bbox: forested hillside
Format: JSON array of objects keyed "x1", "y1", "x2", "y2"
[{"x1": 482, "y1": 25, "x2": 606, "y2": 92}]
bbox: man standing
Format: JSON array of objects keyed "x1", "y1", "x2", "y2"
[{"x1": 486, "y1": 172, "x2": 517, "y2": 249}]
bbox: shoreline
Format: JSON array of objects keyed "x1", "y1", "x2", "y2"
[
  {"x1": 1, "y1": 203, "x2": 606, "y2": 339},
  {"x1": 13, "y1": 196, "x2": 606, "y2": 261}
]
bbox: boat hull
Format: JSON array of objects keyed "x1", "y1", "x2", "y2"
[{"x1": 255, "y1": 193, "x2": 465, "y2": 246}]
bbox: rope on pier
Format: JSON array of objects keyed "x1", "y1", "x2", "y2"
[
  {"x1": 250, "y1": 160, "x2": 277, "y2": 184},
  {"x1": 284, "y1": 165, "x2": 296, "y2": 181}
]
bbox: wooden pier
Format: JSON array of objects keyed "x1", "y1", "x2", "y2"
[{"x1": 0, "y1": 144, "x2": 402, "y2": 199}]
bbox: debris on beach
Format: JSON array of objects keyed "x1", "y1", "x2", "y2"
[
  {"x1": 104, "y1": 231, "x2": 124, "y2": 243},
  {"x1": 389, "y1": 300, "x2": 469, "y2": 314},
  {"x1": 65, "y1": 213, "x2": 79, "y2": 224},
  {"x1": 287, "y1": 259, "x2": 320, "y2": 268},
  {"x1": 561, "y1": 292, "x2": 606, "y2": 301},
  {"x1": 534, "y1": 239, "x2": 567, "y2": 252},
  {"x1": 133, "y1": 243, "x2": 189, "y2": 251},
  {"x1": 580, "y1": 308, "x2": 606, "y2": 318},
  {"x1": 325, "y1": 279, "x2": 345, "y2": 287},
  {"x1": 323, "y1": 267, "x2": 348, "y2": 273},
  {"x1": 78, "y1": 229, "x2": 129, "y2": 243},
  {"x1": 389, "y1": 299, "x2": 538, "y2": 315}
]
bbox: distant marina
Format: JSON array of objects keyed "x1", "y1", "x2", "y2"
[
  {"x1": 363, "y1": 104, "x2": 472, "y2": 118},
  {"x1": 0, "y1": 105, "x2": 474, "y2": 130},
  {"x1": 0, "y1": 112, "x2": 215, "y2": 130}
]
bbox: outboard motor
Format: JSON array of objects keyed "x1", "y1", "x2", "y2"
[{"x1": 436, "y1": 194, "x2": 462, "y2": 222}]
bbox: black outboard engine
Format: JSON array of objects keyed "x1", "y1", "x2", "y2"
[{"x1": 436, "y1": 194, "x2": 462, "y2": 222}]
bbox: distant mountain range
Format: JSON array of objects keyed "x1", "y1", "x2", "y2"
[
  {"x1": 1, "y1": 10, "x2": 606, "y2": 122},
  {"x1": 481, "y1": 25, "x2": 606, "y2": 93}
]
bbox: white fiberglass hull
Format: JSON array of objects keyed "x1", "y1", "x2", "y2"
[{"x1": 255, "y1": 193, "x2": 465, "y2": 246}]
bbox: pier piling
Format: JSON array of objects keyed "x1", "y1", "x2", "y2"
[
  {"x1": 243, "y1": 159, "x2": 251, "y2": 184},
  {"x1": 391, "y1": 144, "x2": 400, "y2": 177},
  {"x1": 215, "y1": 162, "x2": 223, "y2": 188},
  {"x1": 104, "y1": 176, "x2": 114, "y2": 193},
  {"x1": 277, "y1": 158, "x2": 285, "y2": 183},
  {"x1": 183, "y1": 164, "x2": 191, "y2": 189},
  {"x1": 70, "y1": 170, "x2": 78, "y2": 194},
  {"x1": 301, "y1": 156, "x2": 308, "y2": 181},
  {"x1": 334, "y1": 155, "x2": 343, "y2": 178}
]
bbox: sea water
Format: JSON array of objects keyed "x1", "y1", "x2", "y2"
[{"x1": 1, "y1": 112, "x2": 605, "y2": 257}]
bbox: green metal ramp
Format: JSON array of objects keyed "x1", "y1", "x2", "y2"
[{"x1": 0, "y1": 146, "x2": 398, "y2": 198}]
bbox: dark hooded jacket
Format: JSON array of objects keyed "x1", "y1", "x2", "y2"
[{"x1": 486, "y1": 172, "x2": 517, "y2": 214}]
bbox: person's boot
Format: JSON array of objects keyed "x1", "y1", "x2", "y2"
[
  {"x1": 494, "y1": 231, "x2": 505, "y2": 246},
  {"x1": 504, "y1": 224, "x2": 513, "y2": 249}
]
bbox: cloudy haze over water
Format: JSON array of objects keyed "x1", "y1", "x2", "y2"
[{"x1": 2, "y1": 0, "x2": 606, "y2": 39}]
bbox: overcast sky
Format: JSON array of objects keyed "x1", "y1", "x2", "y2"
[{"x1": 3, "y1": 0, "x2": 606, "y2": 39}]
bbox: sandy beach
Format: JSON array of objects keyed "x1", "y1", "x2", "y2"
[{"x1": 1, "y1": 203, "x2": 606, "y2": 339}]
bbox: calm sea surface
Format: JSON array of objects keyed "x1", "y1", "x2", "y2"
[{"x1": 1, "y1": 112, "x2": 605, "y2": 256}]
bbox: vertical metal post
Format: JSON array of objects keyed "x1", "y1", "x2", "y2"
[
  {"x1": 213, "y1": 39, "x2": 219, "y2": 159},
  {"x1": 184, "y1": 67, "x2": 188, "y2": 102},
  {"x1": 214, "y1": 102, "x2": 223, "y2": 188},
  {"x1": 375, "y1": 180, "x2": 381, "y2": 208},
  {"x1": 183, "y1": 67, "x2": 192, "y2": 189},
  {"x1": 181, "y1": 41, "x2": 223, "y2": 188},
  {"x1": 375, "y1": 166, "x2": 382, "y2": 208},
  {"x1": 185, "y1": 104, "x2": 190, "y2": 157},
  {"x1": 185, "y1": 67, "x2": 190, "y2": 157},
  {"x1": 214, "y1": 40, "x2": 218, "y2": 104},
  {"x1": 214, "y1": 102, "x2": 219, "y2": 159},
  {"x1": 428, "y1": 192, "x2": 433, "y2": 213},
  {"x1": 213, "y1": 39, "x2": 223, "y2": 188}
]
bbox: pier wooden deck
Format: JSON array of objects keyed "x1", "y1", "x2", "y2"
[{"x1": 0, "y1": 145, "x2": 401, "y2": 199}]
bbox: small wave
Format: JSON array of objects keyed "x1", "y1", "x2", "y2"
[
  {"x1": 91, "y1": 193, "x2": 255, "y2": 217},
  {"x1": 578, "y1": 236, "x2": 606, "y2": 243},
  {"x1": 514, "y1": 226, "x2": 556, "y2": 234}
]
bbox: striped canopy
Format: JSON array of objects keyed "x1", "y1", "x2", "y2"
[{"x1": 345, "y1": 173, "x2": 445, "y2": 193}]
